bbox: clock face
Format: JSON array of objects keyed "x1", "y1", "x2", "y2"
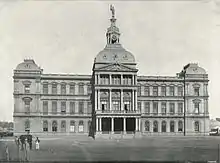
[{"x1": 112, "y1": 35, "x2": 117, "y2": 41}]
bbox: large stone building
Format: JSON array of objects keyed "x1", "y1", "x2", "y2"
[{"x1": 13, "y1": 6, "x2": 209, "y2": 136}]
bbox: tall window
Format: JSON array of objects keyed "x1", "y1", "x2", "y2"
[
  {"x1": 113, "y1": 101, "x2": 120, "y2": 110},
  {"x1": 61, "y1": 120, "x2": 66, "y2": 132},
  {"x1": 137, "y1": 102, "x2": 141, "y2": 111},
  {"x1": 52, "y1": 101, "x2": 57, "y2": 114},
  {"x1": 24, "y1": 120, "x2": 30, "y2": 131},
  {"x1": 161, "y1": 86, "x2": 166, "y2": 96},
  {"x1": 170, "y1": 121, "x2": 175, "y2": 132},
  {"x1": 43, "y1": 101, "x2": 48, "y2": 115},
  {"x1": 194, "y1": 121, "x2": 200, "y2": 132},
  {"x1": 61, "y1": 101, "x2": 66, "y2": 114},
  {"x1": 69, "y1": 84, "x2": 75, "y2": 95},
  {"x1": 161, "y1": 121, "x2": 166, "y2": 132},
  {"x1": 194, "y1": 87, "x2": 200, "y2": 96},
  {"x1": 78, "y1": 120, "x2": 84, "y2": 132},
  {"x1": 24, "y1": 101, "x2": 30, "y2": 114},
  {"x1": 52, "y1": 83, "x2": 57, "y2": 94},
  {"x1": 52, "y1": 121, "x2": 57, "y2": 132},
  {"x1": 178, "y1": 86, "x2": 183, "y2": 96},
  {"x1": 70, "y1": 102, "x2": 75, "y2": 114},
  {"x1": 61, "y1": 83, "x2": 66, "y2": 95},
  {"x1": 87, "y1": 84, "x2": 92, "y2": 95},
  {"x1": 144, "y1": 102, "x2": 150, "y2": 114},
  {"x1": 87, "y1": 102, "x2": 92, "y2": 113},
  {"x1": 100, "y1": 75, "x2": 109, "y2": 85},
  {"x1": 112, "y1": 75, "x2": 120, "y2": 85},
  {"x1": 194, "y1": 103, "x2": 200, "y2": 114},
  {"x1": 153, "y1": 121, "x2": 158, "y2": 132},
  {"x1": 24, "y1": 85, "x2": 30, "y2": 93},
  {"x1": 79, "y1": 102, "x2": 84, "y2": 114},
  {"x1": 101, "y1": 101, "x2": 107, "y2": 112},
  {"x1": 178, "y1": 103, "x2": 183, "y2": 115},
  {"x1": 43, "y1": 120, "x2": 48, "y2": 132},
  {"x1": 123, "y1": 75, "x2": 132, "y2": 85},
  {"x1": 169, "y1": 86, "x2": 174, "y2": 96},
  {"x1": 43, "y1": 83, "x2": 48, "y2": 94},
  {"x1": 124, "y1": 101, "x2": 130, "y2": 111},
  {"x1": 78, "y1": 83, "x2": 84, "y2": 95},
  {"x1": 169, "y1": 103, "x2": 175, "y2": 115},
  {"x1": 145, "y1": 121, "x2": 150, "y2": 132},
  {"x1": 153, "y1": 102, "x2": 158, "y2": 115},
  {"x1": 70, "y1": 121, "x2": 75, "y2": 132},
  {"x1": 137, "y1": 85, "x2": 141, "y2": 96},
  {"x1": 153, "y1": 87, "x2": 158, "y2": 96},
  {"x1": 178, "y1": 121, "x2": 183, "y2": 132},
  {"x1": 161, "y1": 102, "x2": 166, "y2": 115},
  {"x1": 144, "y1": 86, "x2": 150, "y2": 96}
]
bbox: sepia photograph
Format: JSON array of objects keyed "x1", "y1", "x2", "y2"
[{"x1": 0, "y1": 0, "x2": 219, "y2": 162}]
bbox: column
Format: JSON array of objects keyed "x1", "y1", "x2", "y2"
[
  {"x1": 132, "y1": 90, "x2": 134, "y2": 111},
  {"x1": 111, "y1": 118, "x2": 114, "y2": 132},
  {"x1": 139, "y1": 118, "x2": 141, "y2": 132},
  {"x1": 136, "y1": 118, "x2": 138, "y2": 131},
  {"x1": 96, "y1": 118, "x2": 98, "y2": 131},
  {"x1": 109, "y1": 89, "x2": 112, "y2": 111},
  {"x1": 135, "y1": 90, "x2": 137, "y2": 111},
  {"x1": 95, "y1": 89, "x2": 97, "y2": 111},
  {"x1": 121, "y1": 74, "x2": 123, "y2": 85},
  {"x1": 121, "y1": 89, "x2": 123, "y2": 111},
  {"x1": 98, "y1": 90, "x2": 100, "y2": 111},
  {"x1": 109, "y1": 74, "x2": 112, "y2": 85},
  {"x1": 124, "y1": 118, "x2": 126, "y2": 132},
  {"x1": 99, "y1": 118, "x2": 102, "y2": 132}
]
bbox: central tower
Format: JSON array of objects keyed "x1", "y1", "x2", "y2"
[{"x1": 92, "y1": 5, "x2": 140, "y2": 136}]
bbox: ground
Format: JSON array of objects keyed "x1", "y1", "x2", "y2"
[{"x1": 0, "y1": 135, "x2": 220, "y2": 162}]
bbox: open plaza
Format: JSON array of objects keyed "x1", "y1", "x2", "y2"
[{"x1": 0, "y1": 135, "x2": 220, "y2": 162}]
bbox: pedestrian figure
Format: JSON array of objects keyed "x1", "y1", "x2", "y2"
[
  {"x1": 35, "y1": 137, "x2": 40, "y2": 150},
  {"x1": 5, "y1": 144, "x2": 9, "y2": 161},
  {"x1": 27, "y1": 134, "x2": 33, "y2": 150}
]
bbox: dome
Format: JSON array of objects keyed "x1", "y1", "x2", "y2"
[
  {"x1": 15, "y1": 59, "x2": 41, "y2": 71},
  {"x1": 185, "y1": 63, "x2": 206, "y2": 74},
  {"x1": 94, "y1": 44, "x2": 135, "y2": 63}
]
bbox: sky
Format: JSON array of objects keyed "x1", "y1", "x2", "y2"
[{"x1": 0, "y1": 0, "x2": 219, "y2": 121}]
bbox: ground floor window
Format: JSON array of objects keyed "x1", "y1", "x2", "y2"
[
  {"x1": 161, "y1": 121, "x2": 166, "y2": 132},
  {"x1": 78, "y1": 120, "x2": 84, "y2": 132},
  {"x1": 145, "y1": 121, "x2": 150, "y2": 132},
  {"x1": 153, "y1": 121, "x2": 158, "y2": 132},
  {"x1": 52, "y1": 121, "x2": 57, "y2": 132},
  {"x1": 178, "y1": 121, "x2": 183, "y2": 132},
  {"x1": 61, "y1": 120, "x2": 66, "y2": 132},
  {"x1": 24, "y1": 120, "x2": 30, "y2": 132},
  {"x1": 43, "y1": 120, "x2": 48, "y2": 132},
  {"x1": 170, "y1": 121, "x2": 175, "y2": 132},
  {"x1": 194, "y1": 121, "x2": 200, "y2": 132},
  {"x1": 70, "y1": 121, "x2": 75, "y2": 132}
]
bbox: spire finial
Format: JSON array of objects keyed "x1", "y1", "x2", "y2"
[{"x1": 110, "y1": 4, "x2": 115, "y2": 18}]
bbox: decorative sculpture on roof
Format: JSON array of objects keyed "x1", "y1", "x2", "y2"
[{"x1": 110, "y1": 5, "x2": 115, "y2": 18}]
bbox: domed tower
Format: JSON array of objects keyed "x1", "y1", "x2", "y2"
[{"x1": 92, "y1": 5, "x2": 140, "y2": 136}]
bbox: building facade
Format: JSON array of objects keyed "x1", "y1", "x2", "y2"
[{"x1": 13, "y1": 7, "x2": 209, "y2": 136}]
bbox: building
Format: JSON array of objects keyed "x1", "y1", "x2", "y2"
[{"x1": 13, "y1": 6, "x2": 209, "y2": 136}]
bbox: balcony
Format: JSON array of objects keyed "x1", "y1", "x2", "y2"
[{"x1": 96, "y1": 110, "x2": 141, "y2": 114}]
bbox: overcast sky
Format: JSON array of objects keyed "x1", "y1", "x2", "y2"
[{"x1": 0, "y1": 0, "x2": 219, "y2": 121}]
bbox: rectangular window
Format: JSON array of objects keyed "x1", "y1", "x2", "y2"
[
  {"x1": 153, "y1": 102, "x2": 158, "y2": 115},
  {"x1": 169, "y1": 103, "x2": 175, "y2": 115},
  {"x1": 52, "y1": 101, "x2": 57, "y2": 114},
  {"x1": 24, "y1": 85, "x2": 30, "y2": 93},
  {"x1": 79, "y1": 101, "x2": 84, "y2": 114},
  {"x1": 144, "y1": 86, "x2": 150, "y2": 96},
  {"x1": 87, "y1": 85, "x2": 92, "y2": 95},
  {"x1": 153, "y1": 87, "x2": 158, "y2": 96},
  {"x1": 113, "y1": 101, "x2": 120, "y2": 110},
  {"x1": 169, "y1": 86, "x2": 175, "y2": 96},
  {"x1": 70, "y1": 102, "x2": 75, "y2": 114},
  {"x1": 43, "y1": 84, "x2": 48, "y2": 94},
  {"x1": 112, "y1": 75, "x2": 120, "y2": 85},
  {"x1": 24, "y1": 101, "x2": 30, "y2": 114},
  {"x1": 52, "y1": 84, "x2": 57, "y2": 94},
  {"x1": 194, "y1": 103, "x2": 200, "y2": 114},
  {"x1": 144, "y1": 102, "x2": 150, "y2": 114},
  {"x1": 178, "y1": 103, "x2": 183, "y2": 114},
  {"x1": 87, "y1": 102, "x2": 92, "y2": 113},
  {"x1": 124, "y1": 101, "x2": 130, "y2": 111},
  {"x1": 61, "y1": 101, "x2": 66, "y2": 113},
  {"x1": 101, "y1": 101, "x2": 107, "y2": 112},
  {"x1": 161, "y1": 102, "x2": 166, "y2": 115},
  {"x1": 178, "y1": 86, "x2": 183, "y2": 96},
  {"x1": 138, "y1": 86, "x2": 141, "y2": 96},
  {"x1": 43, "y1": 101, "x2": 48, "y2": 115},
  {"x1": 79, "y1": 84, "x2": 84, "y2": 95},
  {"x1": 61, "y1": 84, "x2": 66, "y2": 95},
  {"x1": 100, "y1": 75, "x2": 109, "y2": 85},
  {"x1": 69, "y1": 84, "x2": 75, "y2": 95},
  {"x1": 137, "y1": 102, "x2": 141, "y2": 111},
  {"x1": 161, "y1": 86, "x2": 166, "y2": 96},
  {"x1": 194, "y1": 88, "x2": 200, "y2": 96}
]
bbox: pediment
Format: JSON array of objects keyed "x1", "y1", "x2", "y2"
[{"x1": 95, "y1": 63, "x2": 137, "y2": 72}]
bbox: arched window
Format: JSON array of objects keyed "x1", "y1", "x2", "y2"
[
  {"x1": 43, "y1": 120, "x2": 48, "y2": 132},
  {"x1": 194, "y1": 121, "x2": 200, "y2": 132},
  {"x1": 24, "y1": 120, "x2": 30, "y2": 131},
  {"x1": 78, "y1": 120, "x2": 84, "y2": 133},
  {"x1": 70, "y1": 120, "x2": 75, "y2": 132},
  {"x1": 52, "y1": 121, "x2": 57, "y2": 132},
  {"x1": 161, "y1": 121, "x2": 166, "y2": 132},
  {"x1": 61, "y1": 121, "x2": 66, "y2": 132},
  {"x1": 170, "y1": 121, "x2": 175, "y2": 132},
  {"x1": 145, "y1": 121, "x2": 150, "y2": 132},
  {"x1": 178, "y1": 121, "x2": 183, "y2": 132},
  {"x1": 153, "y1": 121, "x2": 158, "y2": 132}
]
